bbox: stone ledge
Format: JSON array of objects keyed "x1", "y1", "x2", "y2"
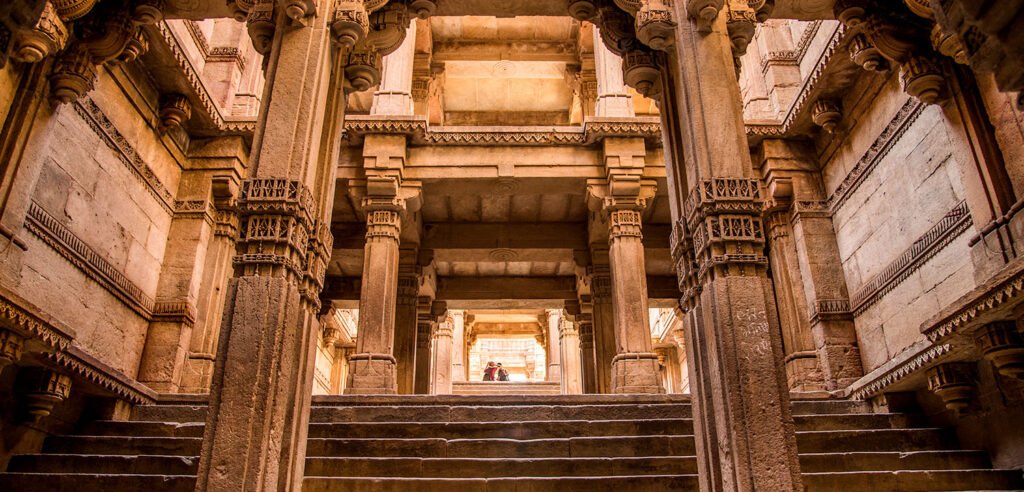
[{"x1": 311, "y1": 394, "x2": 691, "y2": 406}]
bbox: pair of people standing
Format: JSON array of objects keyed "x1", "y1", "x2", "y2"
[{"x1": 483, "y1": 361, "x2": 509, "y2": 381}]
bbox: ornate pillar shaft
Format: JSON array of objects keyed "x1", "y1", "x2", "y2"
[
  {"x1": 546, "y1": 308, "x2": 562, "y2": 382},
  {"x1": 347, "y1": 207, "x2": 403, "y2": 394},
  {"x1": 413, "y1": 318, "x2": 432, "y2": 394},
  {"x1": 661, "y1": 4, "x2": 802, "y2": 489},
  {"x1": 592, "y1": 26, "x2": 635, "y2": 117},
  {"x1": 432, "y1": 318, "x2": 454, "y2": 394},
  {"x1": 607, "y1": 208, "x2": 661, "y2": 393},
  {"x1": 560, "y1": 317, "x2": 584, "y2": 394},
  {"x1": 578, "y1": 318, "x2": 597, "y2": 393},
  {"x1": 451, "y1": 310, "x2": 467, "y2": 382},
  {"x1": 371, "y1": 20, "x2": 416, "y2": 115},
  {"x1": 590, "y1": 259, "x2": 616, "y2": 393},
  {"x1": 197, "y1": 3, "x2": 340, "y2": 490},
  {"x1": 393, "y1": 261, "x2": 419, "y2": 394}
]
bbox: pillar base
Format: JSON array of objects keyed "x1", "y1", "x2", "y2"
[
  {"x1": 611, "y1": 353, "x2": 664, "y2": 394},
  {"x1": 346, "y1": 354, "x2": 397, "y2": 394}
]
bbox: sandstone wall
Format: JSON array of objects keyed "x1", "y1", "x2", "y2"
[
  {"x1": 15, "y1": 70, "x2": 183, "y2": 378},
  {"x1": 824, "y1": 78, "x2": 976, "y2": 372}
]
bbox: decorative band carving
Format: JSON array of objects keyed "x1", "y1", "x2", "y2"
[
  {"x1": 152, "y1": 299, "x2": 198, "y2": 327},
  {"x1": 849, "y1": 342, "x2": 953, "y2": 400},
  {"x1": 25, "y1": 202, "x2": 155, "y2": 319},
  {"x1": 73, "y1": 98, "x2": 174, "y2": 214},
  {"x1": 365, "y1": 209, "x2": 401, "y2": 241},
  {"x1": 608, "y1": 209, "x2": 643, "y2": 239},
  {"x1": 850, "y1": 201, "x2": 971, "y2": 317}
]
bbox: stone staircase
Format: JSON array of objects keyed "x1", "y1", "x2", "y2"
[
  {"x1": 451, "y1": 381, "x2": 561, "y2": 395},
  {"x1": 1, "y1": 395, "x2": 1022, "y2": 491}
]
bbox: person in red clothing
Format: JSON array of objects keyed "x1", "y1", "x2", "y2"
[{"x1": 483, "y1": 361, "x2": 498, "y2": 381}]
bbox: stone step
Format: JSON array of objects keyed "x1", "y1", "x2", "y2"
[
  {"x1": 793, "y1": 413, "x2": 920, "y2": 431},
  {"x1": 452, "y1": 382, "x2": 562, "y2": 396},
  {"x1": 302, "y1": 475, "x2": 699, "y2": 492},
  {"x1": 802, "y1": 469, "x2": 1024, "y2": 491},
  {"x1": 799, "y1": 451, "x2": 992, "y2": 473},
  {"x1": 131, "y1": 404, "x2": 207, "y2": 423},
  {"x1": 306, "y1": 436, "x2": 696, "y2": 459},
  {"x1": 311, "y1": 394, "x2": 690, "y2": 406},
  {"x1": 790, "y1": 400, "x2": 873, "y2": 416},
  {"x1": 43, "y1": 436, "x2": 202, "y2": 456},
  {"x1": 80, "y1": 421, "x2": 205, "y2": 438},
  {"x1": 310, "y1": 403, "x2": 690, "y2": 423},
  {"x1": 304, "y1": 456, "x2": 697, "y2": 477},
  {"x1": 6, "y1": 454, "x2": 199, "y2": 475},
  {"x1": 796, "y1": 428, "x2": 955, "y2": 453},
  {"x1": 0, "y1": 473, "x2": 196, "y2": 492},
  {"x1": 307, "y1": 419, "x2": 691, "y2": 439}
]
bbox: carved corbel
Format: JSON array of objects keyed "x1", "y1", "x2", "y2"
[
  {"x1": 615, "y1": 0, "x2": 644, "y2": 15},
  {"x1": 159, "y1": 94, "x2": 191, "y2": 131},
  {"x1": 0, "y1": 329, "x2": 25, "y2": 372},
  {"x1": 687, "y1": 0, "x2": 724, "y2": 33},
  {"x1": 832, "y1": 0, "x2": 868, "y2": 28},
  {"x1": 753, "y1": 0, "x2": 774, "y2": 22},
  {"x1": 636, "y1": 0, "x2": 677, "y2": 51},
  {"x1": 76, "y1": 6, "x2": 135, "y2": 64},
  {"x1": 900, "y1": 54, "x2": 947, "y2": 104},
  {"x1": 975, "y1": 321, "x2": 1024, "y2": 380},
  {"x1": 929, "y1": 24, "x2": 967, "y2": 65},
  {"x1": 331, "y1": 1, "x2": 369, "y2": 50},
  {"x1": 926, "y1": 362, "x2": 975, "y2": 416},
  {"x1": 345, "y1": 47, "x2": 382, "y2": 92},
  {"x1": 51, "y1": 0, "x2": 97, "y2": 22},
  {"x1": 811, "y1": 99, "x2": 842, "y2": 134},
  {"x1": 131, "y1": 0, "x2": 165, "y2": 25},
  {"x1": 284, "y1": 0, "x2": 319, "y2": 25},
  {"x1": 622, "y1": 48, "x2": 662, "y2": 97},
  {"x1": 365, "y1": 1, "x2": 410, "y2": 56},
  {"x1": 408, "y1": 0, "x2": 437, "y2": 19},
  {"x1": 726, "y1": 4, "x2": 757, "y2": 60},
  {"x1": 569, "y1": 0, "x2": 599, "y2": 21},
  {"x1": 117, "y1": 27, "x2": 149, "y2": 63},
  {"x1": 598, "y1": 5, "x2": 638, "y2": 56},
  {"x1": 49, "y1": 43, "x2": 97, "y2": 104},
  {"x1": 849, "y1": 33, "x2": 889, "y2": 72},
  {"x1": 19, "y1": 367, "x2": 72, "y2": 422},
  {"x1": 246, "y1": 0, "x2": 275, "y2": 55},
  {"x1": 229, "y1": 0, "x2": 254, "y2": 21},
  {"x1": 11, "y1": 2, "x2": 68, "y2": 64}
]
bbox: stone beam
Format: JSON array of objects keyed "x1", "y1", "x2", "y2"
[
  {"x1": 432, "y1": 41, "x2": 579, "y2": 63},
  {"x1": 422, "y1": 223, "x2": 588, "y2": 250},
  {"x1": 646, "y1": 275, "x2": 681, "y2": 300},
  {"x1": 436, "y1": 276, "x2": 577, "y2": 301}
]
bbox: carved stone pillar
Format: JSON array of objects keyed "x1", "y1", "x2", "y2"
[
  {"x1": 606, "y1": 208, "x2": 661, "y2": 394},
  {"x1": 414, "y1": 298, "x2": 444, "y2": 394},
  {"x1": 592, "y1": 26, "x2": 635, "y2": 117},
  {"x1": 590, "y1": 250, "x2": 616, "y2": 393},
  {"x1": 371, "y1": 19, "x2": 416, "y2": 115},
  {"x1": 393, "y1": 254, "x2": 420, "y2": 394},
  {"x1": 182, "y1": 174, "x2": 242, "y2": 393},
  {"x1": 663, "y1": 6, "x2": 802, "y2": 490},
  {"x1": 545, "y1": 308, "x2": 563, "y2": 382},
  {"x1": 347, "y1": 206, "x2": 403, "y2": 394},
  {"x1": 450, "y1": 310, "x2": 467, "y2": 382},
  {"x1": 764, "y1": 209, "x2": 822, "y2": 392},
  {"x1": 197, "y1": 4, "x2": 340, "y2": 489},
  {"x1": 432, "y1": 316, "x2": 454, "y2": 394},
  {"x1": 560, "y1": 316, "x2": 584, "y2": 394},
  {"x1": 578, "y1": 316, "x2": 598, "y2": 393}
]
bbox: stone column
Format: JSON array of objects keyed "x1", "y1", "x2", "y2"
[
  {"x1": 347, "y1": 205, "x2": 403, "y2": 394},
  {"x1": 592, "y1": 26, "x2": 634, "y2": 117},
  {"x1": 393, "y1": 258, "x2": 419, "y2": 394},
  {"x1": 590, "y1": 251, "x2": 616, "y2": 393},
  {"x1": 197, "y1": 3, "x2": 342, "y2": 489},
  {"x1": 658, "y1": 4, "x2": 802, "y2": 489},
  {"x1": 545, "y1": 309, "x2": 562, "y2": 382},
  {"x1": 577, "y1": 315, "x2": 598, "y2": 393},
  {"x1": 559, "y1": 316, "x2": 584, "y2": 394},
  {"x1": 606, "y1": 207, "x2": 662, "y2": 394},
  {"x1": 432, "y1": 316, "x2": 454, "y2": 394},
  {"x1": 413, "y1": 316, "x2": 433, "y2": 394},
  {"x1": 371, "y1": 20, "x2": 416, "y2": 116},
  {"x1": 450, "y1": 310, "x2": 467, "y2": 382},
  {"x1": 761, "y1": 139, "x2": 863, "y2": 391}
]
